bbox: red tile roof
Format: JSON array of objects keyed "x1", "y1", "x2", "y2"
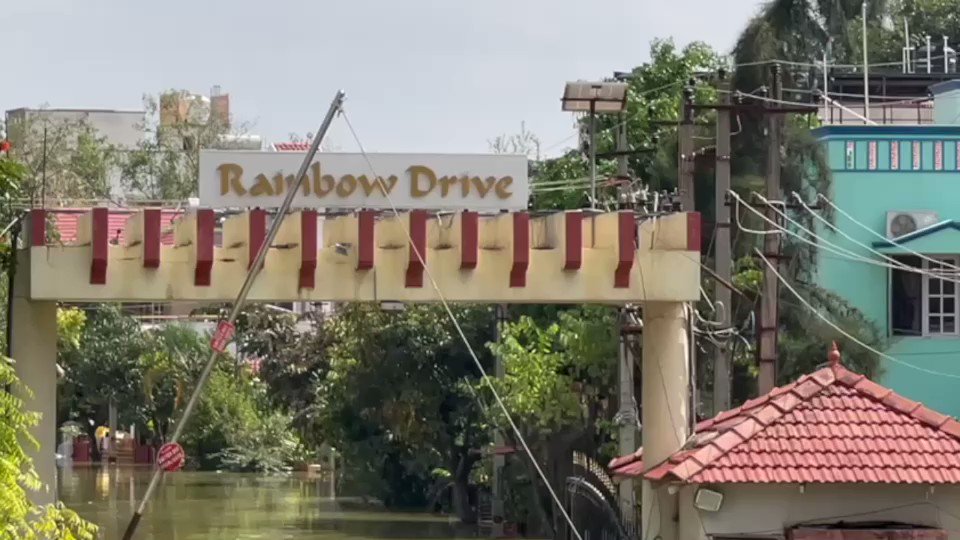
[
  {"x1": 272, "y1": 142, "x2": 310, "y2": 152},
  {"x1": 48, "y1": 209, "x2": 184, "y2": 245},
  {"x1": 610, "y1": 362, "x2": 960, "y2": 484}
]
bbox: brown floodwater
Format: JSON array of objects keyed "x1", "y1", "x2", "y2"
[{"x1": 59, "y1": 466, "x2": 476, "y2": 540}]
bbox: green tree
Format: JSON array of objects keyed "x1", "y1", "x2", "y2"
[
  {"x1": 57, "y1": 305, "x2": 146, "y2": 458},
  {"x1": 3, "y1": 111, "x2": 118, "y2": 204},
  {"x1": 120, "y1": 90, "x2": 247, "y2": 200},
  {"x1": 139, "y1": 324, "x2": 208, "y2": 442},
  {"x1": 487, "y1": 306, "x2": 618, "y2": 536},
  {"x1": 316, "y1": 303, "x2": 493, "y2": 520},
  {"x1": 1, "y1": 139, "x2": 95, "y2": 540}
]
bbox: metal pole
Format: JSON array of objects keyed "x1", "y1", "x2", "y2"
[
  {"x1": 713, "y1": 75, "x2": 732, "y2": 414},
  {"x1": 41, "y1": 126, "x2": 47, "y2": 209},
  {"x1": 491, "y1": 303, "x2": 507, "y2": 537},
  {"x1": 616, "y1": 309, "x2": 637, "y2": 527},
  {"x1": 589, "y1": 100, "x2": 597, "y2": 209},
  {"x1": 120, "y1": 90, "x2": 346, "y2": 540},
  {"x1": 678, "y1": 98, "x2": 695, "y2": 212},
  {"x1": 927, "y1": 35, "x2": 933, "y2": 74},
  {"x1": 759, "y1": 66, "x2": 782, "y2": 394},
  {"x1": 862, "y1": 2, "x2": 870, "y2": 122}
]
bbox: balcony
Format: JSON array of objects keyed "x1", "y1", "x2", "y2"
[{"x1": 819, "y1": 98, "x2": 934, "y2": 125}]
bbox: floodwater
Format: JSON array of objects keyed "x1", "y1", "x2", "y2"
[{"x1": 59, "y1": 466, "x2": 476, "y2": 540}]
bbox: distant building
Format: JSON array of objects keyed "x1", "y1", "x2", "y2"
[
  {"x1": 4, "y1": 107, "x2": 145, "y2": 198},
  {"x1": 813, "y1": 76, "x2": 960, "y2": 417}
]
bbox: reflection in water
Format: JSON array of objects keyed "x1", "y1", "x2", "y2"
[{"x1": 60, "y1": 467, "x2": 475, "y2": 540}]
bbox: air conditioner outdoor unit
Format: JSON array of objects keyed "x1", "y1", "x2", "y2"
[{"x1": 886, "y1": 210, "x2": 940, "y2": 239}]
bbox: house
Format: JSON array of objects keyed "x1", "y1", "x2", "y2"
[
  {"x1": 811, "y1": 79, "x2": 960, "y2": 418},
  {"x1": 610, "y1": 344, "x2": 960, "y2": 539}
]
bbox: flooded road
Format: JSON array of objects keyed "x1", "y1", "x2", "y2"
[{"x1": 59, "y1": 466, "x2": 475, "y2": 539}]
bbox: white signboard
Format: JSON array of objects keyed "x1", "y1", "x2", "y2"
[{"x1": 198, "y1": 150, "x2": 528, "y2": 211}]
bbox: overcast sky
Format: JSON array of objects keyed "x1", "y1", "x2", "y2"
[{"x1": 2, "y1": 0, "x2": 763, "y2": 157}]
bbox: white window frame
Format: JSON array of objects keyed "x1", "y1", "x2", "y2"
[{"x1": 921, "y1": 255, "x2": 960, "y2": 337}]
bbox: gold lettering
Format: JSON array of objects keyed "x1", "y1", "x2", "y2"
[
  {"x1": 250, "y1": 174, "x2": 274, "y2": 196},
  {"x1": 273, "y1": 173, "x2": 285, "y2": 195},
  {"x1": 311, "y1": 163, "x2": 335, "y2": 198},
  {"x1": 336, "y1": 174, "x2": 358, "y2": 197},
  {"x1": 471, "y1": 176, "x2": 497, "y2": 197},
  {"x1": 284, "y1": 174, "x2": 310, "y2": 196},
  {"x1": 218, "y1": 163, "x2": 245, "y2": 195},
  {"x1": 358, "y1": 174, "x2": 399, "y2": 196},
  {"x1": 408, "y1": 165, "x2": 436, "y2": 198},
  {"x1": 495, "y1": 176, "x2": 513, "y2": 199},
  {"x1": 438, "y1": 176, "x2": 458, "y2": 197}
]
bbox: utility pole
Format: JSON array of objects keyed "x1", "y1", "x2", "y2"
[
  {"x1": 678, "y1": 84, "x2": 696, "y2": 211},
  {"x1": 759, "y1": 64, "x2": 783, "y2": 394},
  {"x1": 491, "y1": 303, "x2": 507, "y2": 538},
  {"x1": 712, "y1": 69, "x2": 732, "y2": 414}
]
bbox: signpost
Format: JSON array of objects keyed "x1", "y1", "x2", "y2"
[
  {"x1": 198, "y1": 150, "x2": 529, "y2": 211},
  {"x1": 210, "y1": 321, "x2": 235, "y2": 353},
  {"x1": 157, "y1": 442, "x2": 185, "y2": 472}
]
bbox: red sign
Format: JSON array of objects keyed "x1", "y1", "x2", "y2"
[
  {"x1": 157, "y1": 442, "x2": 185, "y2": 472},
  {"x1": 210, "y1": 321, "x2": 235, "y2": 353}
]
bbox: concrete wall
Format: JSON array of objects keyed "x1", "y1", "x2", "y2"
[
  {"x1": 681, "y1": 483, "x2": 960, "y2": 539},
  {"x1": 814, "y1": 127, "x2": 960, "y2": 417}
]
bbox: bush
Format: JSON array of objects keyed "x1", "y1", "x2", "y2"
[
  {"x1": 180, "y1": 370, "x2": 303, "y2": 473},
  {"x1": 0, "y1": 359, "x2": 97, "y2": 539}
]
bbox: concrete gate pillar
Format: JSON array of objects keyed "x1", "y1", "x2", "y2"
[
  {"x1": 10, "y1": 243, "x2": 58, "y2": 504},
  {"x1": 641, "y1": 302, "x2": 691, "y2": 540}
]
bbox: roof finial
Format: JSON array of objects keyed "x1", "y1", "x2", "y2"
[{"x1": 827, "y1": 341, "x2": 841, "y2": 366}]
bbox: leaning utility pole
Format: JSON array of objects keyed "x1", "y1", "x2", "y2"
[
  {"x1": 712, "y1": 70, "x2": 733, "y2": 414},
  {"x1": 759, "y1": 64, "x2": 783, "y2": 394},
  {"x1": 678, "y1": 85, "x2": 696, "y2": 211}
]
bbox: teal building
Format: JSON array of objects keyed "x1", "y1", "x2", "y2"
[{"x1": 814, "y1": 80, "x2": 960, "y2": 416}]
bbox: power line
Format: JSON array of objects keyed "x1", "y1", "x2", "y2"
[
  {"x1": 341, "y1": 111, "x2": 585, "y2": 540},
  {"x1": 755, "y1": 248, "x2": 960, "y2": 380}
]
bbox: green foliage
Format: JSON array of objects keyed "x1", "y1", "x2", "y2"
[
  {"x1": 527, "y1": 39, "x2": 721, "y2": 211},
  {"x1": 314, "y1": 303, "x2": 492, "y2": 510},
  {"x1": 0, "y1": 360, "x2": 97, "y2": 540},
  {"x1": 3, "y1": 112, "x2": 117, "y2": 204},
  {"x1": 180, "y1": 369, "x2": 302, "y2": 473},
  {"x1": 120, "y1": 90, "x2": 245, "y2": 200}
]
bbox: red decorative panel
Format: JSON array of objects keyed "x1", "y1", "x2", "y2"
[
  {"x1": 299, "y1": 210, "x2": 317, "y2": 289},
  {"x1": 142, "y1": 209, "x2": 161, "y2": 268},
  {"x1": 891, "y1": 142, "x2": 900, "y2": 170},
  {"x1": 868, "y1": 141, "x2": 878, "y2": 170},
  {"x1": 564, "y1": 212, "x2": 582, "y2": 270},
  {"x1": 89, "y1": 208, "x2": 108, "y2": 285},
  {"x1": 615, "y1": 212, "x2": 635, "y2": 288},
  {"x1": 913, "y1": 141, "x2": 922, "y2": 170},
  {"x1": 935, "y1": 141, "x2": 944, "y2": 170},
  {"x1": 356, "y1": 210, "x2": 375, "y2": 271},
  {"x1": 406, "y1": 210, "x2": 427, "y2": 288},
  {"x1": 460, "y1": 211, "x2": 478, "y2": 270},
  {"x1": 195, "y1": 209, "x2": 214, "y2": 286},
  {"x1": 509, "y1": 212, "x2": 529, "y2": 288},
  {"x1": 30, "y1": 209, "x2": 46, "y2": 247},
  {"x1": 248, "y1": 208, "x2": 267, "y2": 269},
  {"x1": 687, "y1": 212, "x2": 701, "y2": 252}
]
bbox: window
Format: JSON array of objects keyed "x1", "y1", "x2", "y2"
[
  {"x1": 845, "y1": 141, "x2": 855, "y2": 169},
  {"x1": 891, "y1": 141, "x2": 900, "y2": 170},
  {"x1": 891, "y1": 255, "x2": 960, "y2": 337},
  {"x1": 936, "y1": 141, "x2": 945, "y2": 170},
  {"x1": 913, "y1": 141, "x2": 922, "y2": 169},
  {"x1": 868, "y1": 141, "x2": 878, "y2": 170}
]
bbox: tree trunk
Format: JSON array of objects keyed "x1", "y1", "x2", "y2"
[{"x1": 451, "y1": 451, "x2": 479, "y2": 524}]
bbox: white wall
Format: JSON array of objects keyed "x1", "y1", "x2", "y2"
[{"x1": 679, "y1": 483, "x2": 960, "y2": 539}]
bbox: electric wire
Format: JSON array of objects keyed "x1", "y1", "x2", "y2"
[
  {"x1": 817, "y1": 193, "x2": 960, "y2": 273},
  {"x1": 731, "y1": 191, "x2": 960, "y2": 283},
  {"x1": 340, "y1": 111, "x2": 585, "y2": 540},
  {"x1": 755, "y1": 248, "x2": 960, "y2": 380}
]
